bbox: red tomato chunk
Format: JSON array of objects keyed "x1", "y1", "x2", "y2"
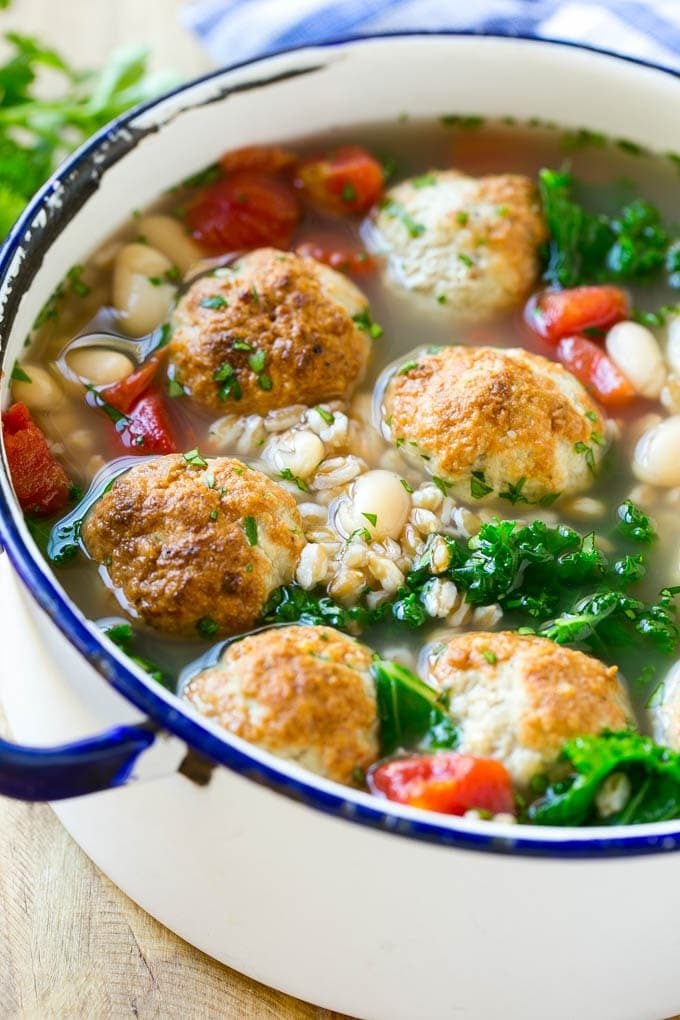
[
  {"x1": 186, "y1": 171, "x2": 300, "y2": 253},
  {"x1": 295, "y1": 145, "x2": 384, "y2": 216},
  {"x1": 526, "y1": 285, "x2": 630, "y2": 344},
  {"x1": 111, "y1": 392, "x2": 177, "y2": 455},
  {"x1": 369, "y1": 752, "x2": 514, "y2": 816},
  {"x1": 2, "y1": 402, "x2": 71, "y2": 515},
  {"x1": 555, "y1": 335, "x2": 636, "y2": 408},
  {"x1": 101, "y1": 352, "x2": 164, "y2": 414},
  {"x1": 219, "y1": 144, "x2": 297, "y2": 176}
]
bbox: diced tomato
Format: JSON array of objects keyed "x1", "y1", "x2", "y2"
[
  {"x1": 294, "y1": 145, "x2": 384, "y2": 216},
  {"x1": 296, "y1": 237, "x2": 378, "y2": 275},
  {"x1": 368, "y1": 752, "x2": 515, "y2": 817},
  {"x1": 100, "y1": 352, "x2": 165, "y2": 414},
  {"x1": 526, "y1": 286, "x2": 630, "y2": 344},
  {"x1": 185, "y1": 171, "x2": 300, "y2": 253},
  {"x1": 111, "y1": 391, "x2": 177, "y2": 455},
  {"x1": 2, "y1": 402, "x2": 71, "y2": 515},
  {"x1": 219, "y1": 144, "x2": 297, "y2": 176},
  {"x1": 555, "y1": 335, "x2": 636, "y2": 408}
]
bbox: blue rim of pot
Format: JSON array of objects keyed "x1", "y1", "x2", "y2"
[{"x1": 0, "y1": 30, "x2": 679, "y2": 857}]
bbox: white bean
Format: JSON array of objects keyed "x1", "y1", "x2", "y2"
[
  {"x1": 67, "y1": 348, "x2": 134, "y2": 386},
  {"x1": 666, "y1": 315, "x2": 680, "y2": 375},
  {"x1": 605, "y1": 321, "x2": 666, "y2": 399},
  {"x1": 267, "y1": 430, "x2": 325, "y2": 479},
  {"x1": 345, "y1": 469, "x2": 411, "y2": 539},
  {"x1": 633, "y1": 415, "x2": 680, "y2": 486},
  {"x1": 113, "y1": 242, "x2": 176, "y2": 337},
  {"x1": 136, "y1": 214, "x2": 203, "y2": 273},
  {"x1": 11, "y1": 365, "x2": 66, "y2": 412}
]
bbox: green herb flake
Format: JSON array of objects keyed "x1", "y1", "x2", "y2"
[
  {"x1": 11, "y1": 361, "x2": 31, "y2": 382},
  {"x1": 66, "y1": 264, "x2": 90, "y2": 297},
  {"x1": 381, "y1": 198, "x2": 425, "y2": 238},
  {"x1": 183, "y1": 448, "x2": 207, "y2": 469},
  {"x1": 440, "y1": 114, "x2": 485, "y2": 129},
  {"x1": 432, "y1": 476, "x2": 449, "y2": 496},
  {"x1": 258, "y1": 373, "x2": 273, "y2": 391},
  {"x1": 196, "y1": 616, "x2": 219, "y2": 638},
  {"x1": 458, "y1": 252, "x2": 474, "y2": 268},
  {"x1": 455, "y1": 210, "x2": 469, "y2": 226},
  {"x1": 481, "y1": 649, "x2": 497, "y2": 664},
  {"x1": 209, "y1": 509, "x2": 219, "y2": 521},
  {"x1": 213, "y1": 362, "x2": 242, "y2": 402},
  {"x1": 200, "y1": 295, "x2": 228, "y2": 310},
  {"x1": 315, "y1": 405, "x2": 334, "y2": 425},
  {"x1": 232, "y1": 340, "x2": 254, "y2": 352},
  {"x1": 574, "y1": 441, "x2": 597, "y2": 475},
  {"x1": 248, "y1": 349, "x2": 266, "y2": 373},
  {"x1": 279, "y1": 468, "x2": 310, "y2": 493},
  {"x1": 203, "y1": 472, "x2": 215, "y2": 489},
  {"x1": 436, "y1": 293, "x2": 447, "y2": 305},
  {"x1": 352, "y1": 307, "x2": 384, "y2": 339},
  {"x1": 398, "y1": 360, "x2": 419, "y2": 376},
  {"x1": 362, "y1": 512, "x2": 378, "y2": 527},
  {"x1": 498, "y1": 477, "x2": 530, "y2": 506},
  {"x1": 470, "y1": 471, "x2": 493, "y2": 499},
  {"x1": 243, "y1": 515, "x2": 258, "y2": 546},
  {"x1": 167, "y1": 378, "x2": 185, "y2": 398},
  {"x1": 412, "y1": 172, "x2": 437, "y2": 189},
  {"x1": 400, "y1": 478, "x2": 414, "y2": 494}
]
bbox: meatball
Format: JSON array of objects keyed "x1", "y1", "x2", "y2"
[
  {"x1": 371, "y1": 170, "x2": 546, "y2": 320},
  {"x1": 380, "y1": 345, "x2": 607, "y2": 505},
  {"x1": 652, "y1": 661, "x2": 680, "y2": 749},
  {"x1": 184, "y1": 624, "x2": 379, "y2": 783},
  {"x1": 168, "y1": 247, "x2": 371, "y2": 415},
  {"x1": 428, "y1": 631, "x2": 633, "y2": 786},
  {"x1": 82, "y1": 454, "x2": 304, "y2": 637}
]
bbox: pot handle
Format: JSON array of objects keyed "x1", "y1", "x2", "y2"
[{"x1": 0, "y1": 723, "x2": 157, "y2": 801}]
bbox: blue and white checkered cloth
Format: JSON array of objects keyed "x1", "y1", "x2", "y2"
[{"x1": 181, "y1": 0, "x2": 680, "y2": 70}]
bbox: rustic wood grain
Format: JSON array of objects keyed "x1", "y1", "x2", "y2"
[{"x1": 0, "y1": 3, "x2": 343, "y2": 1016}]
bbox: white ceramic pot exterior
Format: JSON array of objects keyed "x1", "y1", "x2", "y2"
[{"x1": 1, "y1": 35, "x2": 680, "y2": 1018}]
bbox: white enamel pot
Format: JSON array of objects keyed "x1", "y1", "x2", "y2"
[{"x1": 1, "y1": 34, "x2": 680, "y2": 1020}]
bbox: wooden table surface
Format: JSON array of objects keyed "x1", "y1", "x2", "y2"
[{"x1": 0, "y1": 2, "x2": 339, "y2": 1016}]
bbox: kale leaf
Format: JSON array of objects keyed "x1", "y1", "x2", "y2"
[
  {"x1": 528, "y1": 731, "x2": 680, "y2": 826},
  {"x1": 539, "y1": 168, "x2": 675, "y2": 289},
  {"x1": 371, "y1": 657, "x2": 457, "y2": 756}
]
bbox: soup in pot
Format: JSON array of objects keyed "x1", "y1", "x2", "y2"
[{"x1": 6, "y1": 117, "x2": 680, "y2": 826}]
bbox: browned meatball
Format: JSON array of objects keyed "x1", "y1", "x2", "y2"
[
  {"x1": 381, "y1": 345, "x2": 607, "y2": 505},
  {"x1": 82, "y1": 454, "x2": 304, "y2": 637},
  {"x1": 168, "y1": 248, "x2": 371, "y2": 415},
  {"x1": 428, "y1": 631, "x2": 632, "y2": 785},
  {"x1": 184, "y1": 624, "x2": 379, "y2": 784}
]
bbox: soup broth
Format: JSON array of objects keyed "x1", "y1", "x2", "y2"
[{"x1": 7, "y1": 116, "x2": 680, "y2": 825}]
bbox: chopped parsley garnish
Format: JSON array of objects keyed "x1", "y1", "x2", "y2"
[
  {"x1": 499, "y1": 477, "x2": 530, "y2": 506},
  {"x1": 412, "y1": 172, "x2": 437, "y2": 189},
  {"x1": 380, "y1": 198, "x2": 425, "y2": 238},
  {"x1": 104, "y1": 622, "x2": 167, "y2": 686},
  {"x1": 470, "y1": 470, "x2": 493, "y2": 499},
  {"x1": 458, "y1": 252, "x2": 474, "y2": 268},
  {"x1": 203, "y1": 472, "x2": 215, "y2": 489},
  {"x1": 66, "y1": 264, "x2": 90, "y2": 297},
  {"x1": 213, "y1": 362, "x2": 242, "y2": 401},
  {"x1": 455, "y1": 210, "x2": 469, "y2": 226},
  {"x1": 362, "y1": 512, "x2": 378, "y2": 527},
  {"x1": 436, "y1": 293, "x2": 447, "y2": 304},
  {"x1": 279, "y1": 468, "x2": 310, "y2": 492},
  {"x1": 11, "y1": 361, "x2": 31, "y2": 382},
  {"x1": 398, "y1": 360, "x2": 419, "y2": 375},
  {"x1": 481, "y1": 649, "x2": 497, "y2": 665},
  {"x1": 243, "y1": 516, "x2": 258, "y2": 546},
  {"x1": 85, "y1": 384, "x2": 130, "y2": 430},
  {"x1": 258, "y1": 373, "x2": 273, "y2": 391},
  {"x1": 167, "y1": 378, "x2": 185, "y2": 398},
  {"x1": 574, "y1": 441, "x2": 597, "y2": 475},
  {"x1": 315, "y1": 406, "x2": 334, "y2": 425},
  {"x1": 349, "y1": 527, "x2": 372, "y2": 543},
  {"x1": 232, "y1": 340, "x2": 254, "y2": 352},
  {"x1": 183, "y1": 448, "x2": 207, "y2": 469},
  {"x1": 352, "y1": 307, "x2": 383, "y2": 339},
  {"x1": 432, "y1": 476, "x2": 450, "y2": 496},
  {"x1": 400, "y1": 479, "x2": 414, "y2": 494},
  {"x1": 200, "y1": 295, "x2": 228, "y2": 310},
  {"x1": 196, "y1": 616, "x2": 219, "y2": 638},
  {"x1": 248, "y1": 350, "x2": 266, "y2": 373},
  {"x1": 209, "y1": 509, "x2": 219, "y2": 521},
  {"x1": 440, "y1": 114, "x2": 484, "y2": 128}
]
